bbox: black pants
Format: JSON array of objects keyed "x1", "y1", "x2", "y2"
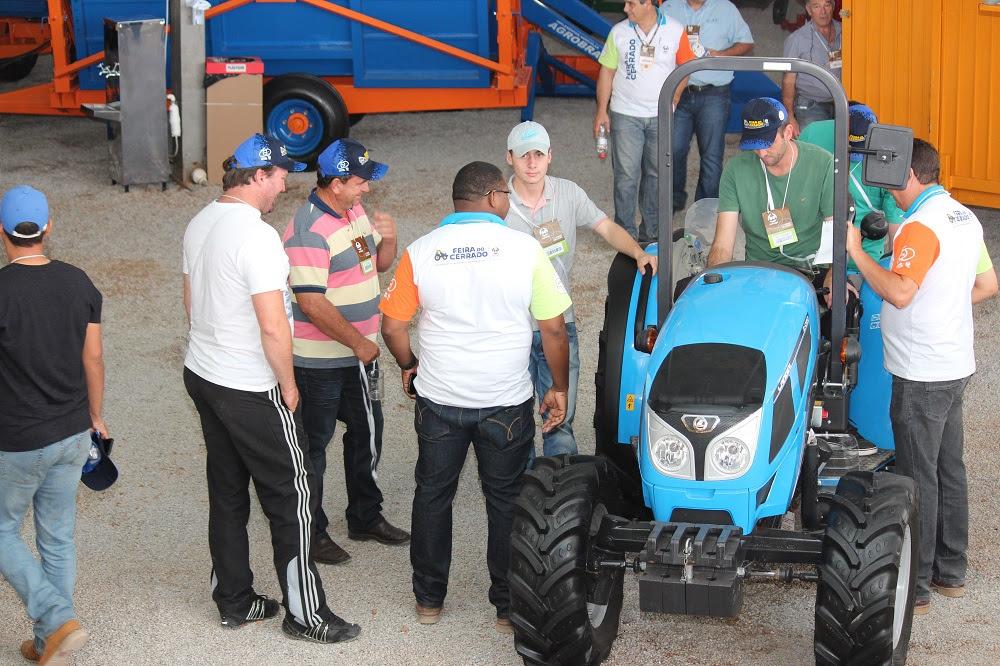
[
  {"x1": 184, "y1": 367, "x2": 331, "y2": 627},
  {"x1": 295, "y1": 364, "x2": 384, "y2": 534},
  {"x1": 410, "y1": 396, "x2": 534, "y2": 617}
]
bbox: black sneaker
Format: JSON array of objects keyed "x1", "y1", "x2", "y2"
[
  {"x1": 347, "y1": 518, "x2": 410, "y2": 545},
  {"x1": 281, "y1": 613, "x2": 361, "y2": 644},
  {"x1": 312, "y1": 531, "x2": 351, "y2": 565},
  {"x1": 220, "y1": 595, "x2": 280, "y2": 629}
]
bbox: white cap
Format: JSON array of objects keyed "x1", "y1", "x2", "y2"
[{"x1": 507, "y1": 121, "x2": 551, "y2": 157}]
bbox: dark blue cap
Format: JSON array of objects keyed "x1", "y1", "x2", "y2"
[
  {"x1": 81, "y1": 431, "x2": 118, "y2": 492},
  {"x1": 317, "y1": 139, "x2": 388, "y2": 181},
  {"x1": 232, "y1": 133, "x2": 306, "y2": 172},
  {"x1": 849, "y1": 103, "x2": 877, "y2": 162},
  {"x1": 740, "y1": 97, "x2": 789, "y2": 151}
]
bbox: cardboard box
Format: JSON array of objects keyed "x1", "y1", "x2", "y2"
[{"x1": 206, "y1": 71, "x2": 262, "y2": 186}]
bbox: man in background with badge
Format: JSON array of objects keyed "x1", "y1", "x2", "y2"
[
  {"x1": 662, "y1": 0, "x2": 754, "y2": 214},
  {"x1": 707, "y1": 97, "x2": 834, "y2": 271},
  {"x1": 504, "y1": 121, "x2": 657, "y2": 458},
  {"x1": 781, "y1": 0, "x2": 843, "y2": 135},
  {"x1": 282, "y1": 138, "x2": 410, "y2": 569}
]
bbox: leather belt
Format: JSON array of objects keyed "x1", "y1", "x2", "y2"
[{"x1": 687, "y1": 83, "x2": 730, "y2": 93}]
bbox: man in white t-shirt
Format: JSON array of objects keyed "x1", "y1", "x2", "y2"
[
  {"x1": 182, "y1": 133, "x2": 361, "y2": 644},
  {"x1": 379, "y1": 161, "x2": 571, "y2": 634},
  {"x1": 847, "y1": 138, "x2": 998, "y2": 616},
  {"x1": 595, "y1": 0, "x2": 695, "y2": 242}
]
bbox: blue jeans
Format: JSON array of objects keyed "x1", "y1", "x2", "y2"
[
  {"x1": 0, "y1": 430, "x2": 90, "y2": 649},
  {"x1": 410, "y1": 396, "x2": 534, "y2": 616},
  {"x1": 890, "y1": 375, "x2": 970, "y2": 603},
  {"x1": 528, "y1": 321, "x2": 579, "y2": 458},
  {"x1": 611, "y1": 111, "x2": 659, "y2": 242},
  {"x1": 672, "y1": 84, "x2": 731, "y2": 211},
  {"x1": 295, "y1": 363, "x2": 384, "y2": 534}
]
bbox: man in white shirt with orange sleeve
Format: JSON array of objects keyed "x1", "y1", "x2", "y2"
[
  {"x1": 848, "y1": 138, "x2": 998, "y2": 616},
  {"x1": 379, "y1": 161, "x2": 571, "y2": 633}
]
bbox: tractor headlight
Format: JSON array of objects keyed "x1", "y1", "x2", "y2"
[
  {"x1": 704, "y1": 410, "x2": 762, "y2": 480},
  {"x1": 647, "y1": 410, "x2": 695, "y2": 479},
  {"x1": 708, "y1": 437, "x2": 751, "y2": 476}
]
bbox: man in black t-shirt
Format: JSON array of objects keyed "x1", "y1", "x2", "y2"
[{"x1": 0, "y1": 185, "x2": 106, "y2": 664}]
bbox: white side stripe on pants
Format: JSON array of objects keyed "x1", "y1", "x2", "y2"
[
  {"x1": 357, "y1": 361, "x2": 379, "y2": 481},
  {"x1": 268, "y1": 387, "x2": 323, "y2": 627}
]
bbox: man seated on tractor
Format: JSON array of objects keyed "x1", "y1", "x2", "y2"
[{"x1": 707, "y1": 97, "x2": 833, "y2": 272}]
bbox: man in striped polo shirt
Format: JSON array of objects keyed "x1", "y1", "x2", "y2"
[{"x1": 282, "y1": 139, "x2": 409, "y2": 567}]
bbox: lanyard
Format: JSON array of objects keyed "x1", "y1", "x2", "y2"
[
  {"x1": 810, "y1": 21, "x2": 838, "y2": 58},
  {"x1": 849, "y1": 164, "x2": 874, "y2": 210},
  {"x1": 760, "y1": 159, "x2": 793, "y2": 211},
  {"x1": 633, "y1": 19, "x2": 661, "y2": 48},
  {"x1": 509, "y1": 179, "x2": 552, "y2": 228}
]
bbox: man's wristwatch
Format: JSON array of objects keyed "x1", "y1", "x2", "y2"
[{"x1": 399, "y1": 356, "x2": 418, "y2": 371}]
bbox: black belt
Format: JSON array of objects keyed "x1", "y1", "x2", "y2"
[{"x1": 687, "y1": 83, "x2": 730, "y2": 93}]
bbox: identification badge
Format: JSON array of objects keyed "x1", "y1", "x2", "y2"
[
  {"x1": 639, "y1": 43, "x2": 655, "y2": 70},
  {"x1": 686, "y1": 25, "x2": 706, "y2": 57},
  {"x1": 828, "y1": 49, "x2": 842, "y2": 70},
  {"x1": 762, "y1": 208, "x2": 797, "y2": 248},
  {"x1": 352, "y1": 235, "x2": 374, "y2": 273},
  {"x1": 533, "y1": 221, "x2": 569, "y2": 258}
]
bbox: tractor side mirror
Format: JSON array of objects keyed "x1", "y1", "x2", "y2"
[{"x1": 858, "y1": 123, "x2": 914, "y2": 190}]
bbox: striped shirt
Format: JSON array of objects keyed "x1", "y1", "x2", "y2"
[{"x1": 282, "y1": 191, "x2": 383, "y2": 368}]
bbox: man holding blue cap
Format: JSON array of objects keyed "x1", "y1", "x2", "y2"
[
  {"x1": 707, "y1": 96, "x2": 834, "y2": 270},
  {"x1": 283, "y1": 138, "x2": 408, "y2": 568},
  {"x1": 1, "y1": 185, "x2": 107, "y2": 663},
  {"x1": 183, "y1": 133, "x2": 361, "y2": 644}
]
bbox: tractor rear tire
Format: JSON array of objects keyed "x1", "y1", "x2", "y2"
[
  {"x1": 509, "y1": 455, "x2": 625, "y2": 666},
  {"x1": 0, "y1": 54, "x2": 39, "y2": 82},
  {"x1": 814, "y1": 471, "x2": 918, "y2": 666}
]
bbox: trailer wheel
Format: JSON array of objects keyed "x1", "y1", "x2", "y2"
[
  {"x1": 0, "y1": 54, "x2": 39, "y2": 82},
  {"x1": 814, "y1": 471, "x2": 918, "y2": 666},
  {"x1": 264, "y1": 74, "x2": 349, "y2": 169},
  {"x1": 509, "y1": 455, "x2": 625, "y2": 666}
]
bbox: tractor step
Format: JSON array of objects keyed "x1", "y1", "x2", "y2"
[{"x1": 817, "y1": 447, "x2": 894, "y2": 487}]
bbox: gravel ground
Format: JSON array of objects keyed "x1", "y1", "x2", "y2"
[{"x1": 2, "y1": 5, "x2": 998, "y2": 666}]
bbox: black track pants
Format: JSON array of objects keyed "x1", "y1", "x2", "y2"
[{"x1": 184, "y1": 367, "x2": 330, "y2": 627}]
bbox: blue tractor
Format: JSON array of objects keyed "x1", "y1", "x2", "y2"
[{"x1": 508, "y1": 58, "x2": 919, "y2": 665}]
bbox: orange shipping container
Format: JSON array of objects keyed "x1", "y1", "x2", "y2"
[{"x1": 842, "y1": 0, "x2": 1000, "y2": 209}]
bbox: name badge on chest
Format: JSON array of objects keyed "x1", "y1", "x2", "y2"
[
  {"x1": 828, "y1": 49, "x2": 842, "y2": 70},
  {"x1": 686, "y1": 25, "x2": 707, "y2": 57},
  {"x1": 639, "y1": 43, "x2": 656, "y2": 70},
  {"x1": 762, "y1": 208, "x2": 797, "y2": 248},
  {"x1": 533, "y1": 221, "x2": 569, "y2": 258},
  {"x1": 352, "y1": 236, "x2": 375, "y2": 273}
]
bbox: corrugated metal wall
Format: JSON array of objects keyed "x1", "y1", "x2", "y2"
[{"x1": 843, "y1": 0, "x2": 1000, "y2": 209}]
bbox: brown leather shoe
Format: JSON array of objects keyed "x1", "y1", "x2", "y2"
[
  {"x1": 39, "y1": 619, "x2": 88, "y2": 666},
  {"x1": 931, "y1": 579, "x2": 966, "y2": 598},
  {"x1": 348, "y1": 518, "x2": 410, "y2": 546},
  {"x1": 19, "y1": 640, "x2": 40, "y2": 662},
  {"x1": 913, "y1": 598, "x2": 931, "y2": 616},
  {"x1": 312, "y1": 532, "x2": 351, "y2": 565},
  {"x1": 415, "y1": 603, "x2": 442, "y2": 625},
  {"x1": 495, "y1": 617, "x2": 514, "y2": 635}
]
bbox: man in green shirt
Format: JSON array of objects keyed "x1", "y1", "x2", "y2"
[
  {"x1": 799, "y1": 103, "x2": 904, "y2": 269},
  {"x1": 708, "y1": 97, "x2": 833, "y2": 270}
]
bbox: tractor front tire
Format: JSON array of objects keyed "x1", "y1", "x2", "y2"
[
  {"x1": 814, "y1": 471, "x2": 918, "y2": 666},
  {"x1": 509, "y1": 455, "x2": 625, "y2": 666}
]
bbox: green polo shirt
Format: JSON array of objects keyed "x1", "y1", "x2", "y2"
[
  {"x1": 718, "y1": 141, "x2": 834, "y2": 267},
  {"x1": 798, "y1": 119, "x2": 905, "y2": 269}
]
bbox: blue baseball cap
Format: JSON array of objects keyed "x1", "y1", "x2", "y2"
[
  {"x1": 81, "y1": 431, "x2": 118, "y2": 492},
  {"x1": 849, "y1": 103, "x2": 877, "y2": 162},
  {"x1": 317, "y1": 139, "x2": 388, "y2": 181},
  {"x1": 1, "y1": 185, "x2": 49, "y2": 238},
  {"x1": 740, "y1": 97, "x2": 789, "y2": 151},
  {"x1": 232, "y1": 133, "x2": 306, "y2": 172}
]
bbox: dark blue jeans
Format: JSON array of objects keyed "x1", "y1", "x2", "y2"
[
  {"x1": 410, "y1": 395, "x2": 534, "y2": 616},
  {"x1": 295, "y1": 363, "x2": 384, "y2": 534},
  {"x1": 890, "y1": 375, "x2": 970, "y2": 603},
  {"x1": 671, "y1": 83, "x2": 731, "y2": 212}
]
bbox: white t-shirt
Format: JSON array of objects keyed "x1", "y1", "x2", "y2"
[
  {"x1": 881, "y1": 189, "x2": 983, "y2": 382},
  {"x1": 379, "y1": 214, "x2": 571, "y2": 409},
  {"x1": 183, "y1": 201, "x2": 291, "y2": 391},
  {"x1": 598, "y1": 9, "x2": 696, "y2": 118}
]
